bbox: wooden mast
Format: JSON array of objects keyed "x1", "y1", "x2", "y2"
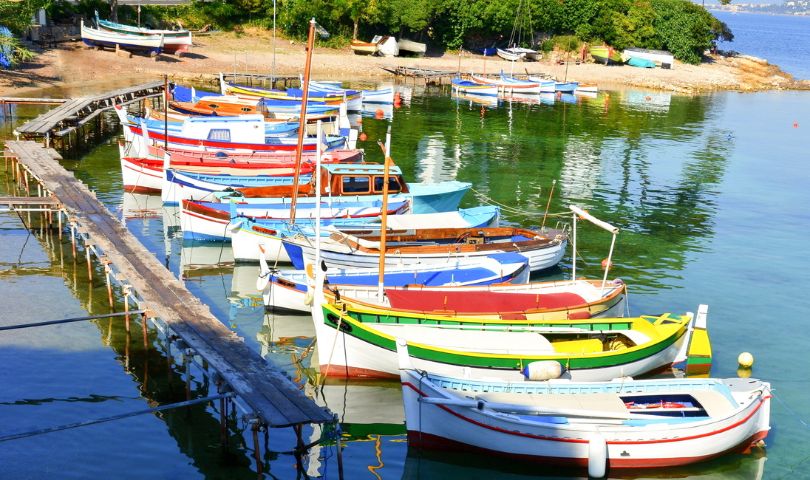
[
  {"x1": 376, "y1": 126, "x2": 393, "y2": 301},
  {"x1": 288, "y1": 18, "x2": 317, "y2": 223}
]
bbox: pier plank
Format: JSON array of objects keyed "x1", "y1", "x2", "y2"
[
  {"x1": 14, "y1": 81, "x2": 165, "y2": 138},
  {"x1": 5, "y1": 141, "x2": 333, "y2": 427}
]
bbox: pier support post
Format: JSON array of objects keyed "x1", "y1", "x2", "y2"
[
  {"x1": 103, "y1": 258, "x2": 114, "y2": 308},
  {"x1": 141, "y1": 312, "x2": 149, "y2": 348},
  {"x1": 70, "y1": 222, "x2": 77, "y2": 257},
  {"x1": 123, "y1": 285, "x2": 131, "y2": 333},
  {"x1": 85, "y1": 243, "x2": 93, "y2": 281},
  {"x1": 184, "y1": 348, "x2": 192, "y2": 402},
  {"x1": 251, "y1": 420, "x2": 263, "y2": 476}
]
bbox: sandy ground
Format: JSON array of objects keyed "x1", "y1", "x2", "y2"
[{"x1": 2, "y1": 28, "x2": 808, "y2": 97}]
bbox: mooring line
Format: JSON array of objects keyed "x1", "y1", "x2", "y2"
[{"x1": 0, "y1": 393, "x2": 234, "y2": 443}]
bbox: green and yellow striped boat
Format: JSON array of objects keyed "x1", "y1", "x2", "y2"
[{"x1": 313, "y1": 288, "x2": 710, "y2": 380}]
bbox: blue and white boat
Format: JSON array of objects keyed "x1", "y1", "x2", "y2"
[
  {"x1": 134, "y1": 113, "x2": 300, "y2": 138},
  {"x1": 261, "y1": 252, "x2": 529, "y2": 313},
  {"x1": 115, "y1": 106, "x2": 350, "y2": 155},
  {"x1": 554, "y1": 81, "x2": 579, "y2": 93},
  {"x1": 309, "y1": 81, "x2": 395, "y2": 105},
  {"x1": 212, "y1": 163, "x2": 472, "y2": 215},
  {"x1": 179, "y1": 197, "x2": 411, "y2": 243},
  {"x1": 230, "y1": 205, "x2": 500, "y2": 262},
  {"x1": 281, "y1": 225, "x2": 568, "y2": 272},
  {"x1": 162, "y1": 169, "x2": 313, "y2": 205}
]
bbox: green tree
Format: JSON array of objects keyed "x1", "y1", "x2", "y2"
[{"x1": 651, "y1": 0, "x2": 716, "y2": 64}]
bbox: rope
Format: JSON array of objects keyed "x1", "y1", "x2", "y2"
[
  {"x1": 0, "y1": 393, "x2": 234, "y2": 443},
  {"x1": 773, "y1": 390, "x2": 810, "y2": 428},
  {"x1": 469, "y1": 187, "x2": 569, "y2": 220}
]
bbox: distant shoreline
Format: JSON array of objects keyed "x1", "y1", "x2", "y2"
[{"x1": 2, "y1": 30, "x2": 808, "y2": 97}]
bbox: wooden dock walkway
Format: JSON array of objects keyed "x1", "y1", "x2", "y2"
[
  {"x1": 3, "y1": 140, "x2": 333, "y2": 428},
  {"x1": 13, "y1": 81, "x2": 165, "y2": 143}
]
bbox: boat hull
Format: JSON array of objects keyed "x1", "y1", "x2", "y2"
[{"x1": 401, "y1": 369, "x2": 771, "y2": 472}]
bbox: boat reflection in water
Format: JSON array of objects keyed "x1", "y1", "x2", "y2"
[
  {"x1": 451, "y1": 91, "x2": 500, "y2": 109},
  {"x1": 401, "y1": 448, "x2": 766, "y2": 479}
]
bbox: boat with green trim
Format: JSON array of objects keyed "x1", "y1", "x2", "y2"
[
  {"x1": 590, "y1": 45, "x2": 623, "y2": 65},
  {"x1": 311, "y1": 270, "x2": 709, "y2": 380}
]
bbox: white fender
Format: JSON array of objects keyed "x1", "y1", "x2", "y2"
[{"x1": 588, "y1": 433, "x2": 607, "y2": 478}]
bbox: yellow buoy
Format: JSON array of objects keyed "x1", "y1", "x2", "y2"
[{"x1": 738, "y1": 351, "x2": 754, "y2": 369}]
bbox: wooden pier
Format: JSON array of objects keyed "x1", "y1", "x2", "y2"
[
  {"x1": 3, "y1": 140, "x2": 334, "y2": 429},
  {"x1": 13, "y1": 81, "x2": 165, "y2": 145}
]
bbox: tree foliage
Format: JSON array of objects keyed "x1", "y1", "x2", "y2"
[{"x1": 42, "y1": 0, "x2": 730, "y2": 64}]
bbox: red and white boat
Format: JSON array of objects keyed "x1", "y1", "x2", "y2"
[{"x1": 398, "y1": 341, "x2": 771, "y2": 477}]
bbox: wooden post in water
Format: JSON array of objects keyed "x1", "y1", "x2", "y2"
[
  {"x1": 123, "y1": 285, "x2": 131, "y2": 332},
  {"x1": 252, "y1": 421, "x2": 263, "y2": 475}
]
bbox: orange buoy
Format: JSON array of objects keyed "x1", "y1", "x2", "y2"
[
  {"x1": 375, "y1": 109, "x2": 385, "y2": 119},
  {"x1": 601, "y1": 258, "x2": 612, "y2": 269},
  {"x1": 393, "y1": 92, "x2": 402, "y2": 107},
  {"x1": 359, "y1": 132, "x2": 368, "y2": 141}
]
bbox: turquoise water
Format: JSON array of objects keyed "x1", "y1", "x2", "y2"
[
  {"x1": 715, "y1": 11, "x2": 810, "y2": 80},
  {"x1": 2, "y1": 85, "x2": 810, "y2": 479}
]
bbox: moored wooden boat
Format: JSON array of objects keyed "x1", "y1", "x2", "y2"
[
  {"x1": 179, "y1": 197, "x2": 409, "y2": 243},
  {"x1": 331, "y1": 278, "x2": 626, "y2": 320},
  {"x1": 237, "y1": 205, "x2": 500, "y2": 263},
  {"x1": 398, "y1": 344, "x2": 770, "y2": 476},
  {"x1": 227, "y1": 163, "x2": 472, "y2": 215},
  {"x1": 451, "y1": 78, "x2": 498, "y2": 96},
  {"x1": 262, "y1": 251, "x2": 529, "y2": 312},
  {"x1": 283, "y1": 225, "x2": 567, "y2": 272},
  {"x1": 310, "y1": 267, "x2": 708, "y2": 379},
  {"x1": 81, "y1": 20, "x2": 164, "y2": 55}
]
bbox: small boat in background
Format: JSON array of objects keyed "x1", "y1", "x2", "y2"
[
  {"x1": 590, "y1": 45, "x2": 623, "y2": 65},
  {"x1": 496, "y1": 47, "x2": 539, "y2": 62},
  {"x1": 81, "y1": 20, "x2": 164, "y2": 56},
  {"x1": 374, "y1": 35, "x2": 400, "y2": 57},
  {"x1": 623, "y1": 47, "x2": 675, "y2": 69},
  {"x1": 397, "y1": 38, "x2": 426, "y2": 57},
  {"x1": 554, "y1": 81, "x2": 579, "y2": 93},
  {"x1": 350, "y1": 39, "x2": 378, "y2": 55},
  {"x1": 398, "y1": 343, "x2": 770, "y2": 476},
  {"x1": 94, "y1": 10, "x2": 192, "y2": 54},
  {"x1": 627, "y1": 56, "x2": 656, "y2": 68}
]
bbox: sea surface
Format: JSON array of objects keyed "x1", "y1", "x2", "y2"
[
  {"x1": 714, "y1": 10, "x2": 810, "y2": 80},
  {"x1": 2, "y1": 81, "x2": 810, "y2": 479}
]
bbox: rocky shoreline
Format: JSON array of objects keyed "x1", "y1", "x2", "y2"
[{"x1": 2, "y1": 29, "x2": 808, "y2": 97}]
